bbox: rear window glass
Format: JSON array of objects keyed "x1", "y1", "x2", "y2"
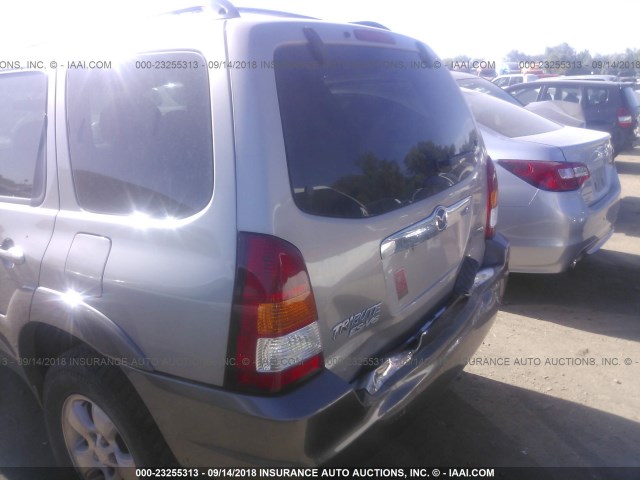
[
  {"x1": 492, "y1": 77, "x2": 511, "y2": 88},
  {"x1": 463, "y1": 89, "x2": 562, "y2": 138},
  {"x1": 66, "y1": 52, "x2": 213, "y2": 218},
  {"x1": 456, "y1": 77, "x2": 521, "y2": 106},
  {"x1": 275, "y1": 45, "x2": 478, "y2": 218},
  {"x1": 0, "y1": 72, "x2": 47, "y2": 203}
]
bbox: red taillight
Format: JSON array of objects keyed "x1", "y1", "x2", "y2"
[
  {"x1": 617, "y1": 107, "x2": 633, "y2": 128},
  {"x1": 498, "y1": 160, "x2": 590, "y2": 192},
  {"x1": 225, "y1": 233, "x2": 324, "y2": 394},
  {"x1": 485, "y1": 158, "x2": 499, "y2": 239}
]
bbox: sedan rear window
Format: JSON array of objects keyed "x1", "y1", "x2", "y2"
[
  {"x1": 463, "y1": 89, "x2": 562, "y2": 138},
  {"x1": 456, "y1": 77, "x2": 522, "y2": 106},
  {"x1": 275, "y1": 44, "x2": 478, "y2": 218}
]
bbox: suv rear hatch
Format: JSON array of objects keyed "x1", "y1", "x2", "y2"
[
  {"x1": 228, "y1": 20, "x2": 489, "y2": 384},
  {"x1": 621, "y1": 85, "x2": 640, "y2": 141}
]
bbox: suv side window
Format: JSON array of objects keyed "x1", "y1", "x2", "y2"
[
  {"x1": 0, "y1": 72, "x2": 47, "y2": 203},
  {"x1": 275, "y1": 45, "x2": 478, "y2": 218},
  {"x1": 66, "y1": 52, "x2": 213, "y2": 218},
  {"x1": 586, "y1": 87, "x2": 609, "y2": 106},
  {"x1": 558, "y1": 87, "x2": 582, "y2": 103}
]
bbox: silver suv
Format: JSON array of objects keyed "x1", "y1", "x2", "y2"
[{"x1": 0, "y1": 2, "x2": 508, "y2": 475}]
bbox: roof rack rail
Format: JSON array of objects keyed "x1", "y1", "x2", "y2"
[
  {"x1": 212, "y1": 0, "x2": 240, "y2": 18},
  {"x1": 236, "y1": 7, "x2": 317, "y2": 20},
  {"x1": 350, "y1": 21, "x2": 390, "y2": 30}
]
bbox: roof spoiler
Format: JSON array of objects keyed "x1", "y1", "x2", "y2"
[
  {"x1": 350, "y1": 21, "x2": 390, "y2": 30},
  {"x1": 158, "y1": 0, "x2": 240, "y2": 19}
]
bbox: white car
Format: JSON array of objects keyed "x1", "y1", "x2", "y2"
[{"x1": 492, "y1": 73, "x2": 539, "y2": 88}]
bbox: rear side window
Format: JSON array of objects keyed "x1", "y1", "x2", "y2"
[
  {"x1": 586, "y1": 88, "x2": 609, "y2": 106},
  {"x1": 464, "y1": 90, "x2": 562, "y2": 138},
  {"x1": 66, "y1": 52, "x2": 213, "y2": 218},
  {"x1": 546, "y1": 86, "x2": 582, "y2": 103},
  {"x1": 275, "y1": 45, "x2": 478, "y2": 218},
  {"x1": 0, "y1": 72, "x2": 47, "y2": 203}
]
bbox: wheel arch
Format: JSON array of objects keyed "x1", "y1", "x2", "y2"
[{"x1": 19, "y1": 287, "x2": 152, "y2": 400}]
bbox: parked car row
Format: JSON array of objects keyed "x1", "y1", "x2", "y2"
[
  {"x1": 491, "y1": 73, "x2": 539, "y2": 88},
  {"x1": 0, "y1": 3, "x2": 624, "y2": 477},
  {"x1": 451, "y1": 71, "x2": 586, "y2": 127},
  {"x1": 454, "y1": 71, "x2": 640, "y2": 155},
  {"x1": 451, "y1": 69, "x2": 622, "y2": 272},
  {"x1": 461, "y1": 89, "x2": 620, "y2": 273},
  {"x1": 507, "y1": 79, "x2": 640, "y2": 154}
]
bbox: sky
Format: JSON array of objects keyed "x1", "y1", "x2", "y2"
[{"x1": 1, "y1": 0, "x2": 639, "y2": 62}]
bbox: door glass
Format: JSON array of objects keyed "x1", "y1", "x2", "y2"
[
  {"x1": 586, "y1": 88, "x2": 609, "y2": 106},
  {"x1": 559, "y1": 87, "x2": 582, "y2": 103},
  {"x1": 66, "y1": 52, "x2": 214, "y2": 218},
  {"x1": 0, "y1": 72, "x2": 47, "y2": 202}
]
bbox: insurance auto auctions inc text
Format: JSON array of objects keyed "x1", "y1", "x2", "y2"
[
  {"x1": 467, "y1": 356, "x2": 630, "y2": 366},
  {"x1": 222, "y1": 468, "x2": 495, "y2": 478}
]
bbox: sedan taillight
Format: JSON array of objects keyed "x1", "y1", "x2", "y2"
[{"x1": 498, "y1": 160, "x2": 590, "y2": 192}]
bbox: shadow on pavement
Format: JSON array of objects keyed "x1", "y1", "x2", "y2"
[
  {"x1": 0, "y1": 367, "x2": 54, "y2": 467},
  {"x1": 2, "y1": 368, "x2": 640, "y2": 478},
  {"x1": 619, "y1": 146, "x2": 639, "y2": 158},
  {"x1": 613, "y1": 196, "x2": 640, "y2": 238},
  {"x1": 331, "y1": 372, "x2": 640, "y2": 472},
  {"x1": 615, "y1": 160, "x2": 640, "y2": 176},
  {"x1": 502, "y1": 249, "x2": 640, "y2": 341}
]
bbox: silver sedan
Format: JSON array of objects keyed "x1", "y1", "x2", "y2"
[{"x1": 462, "y1": 89, "x2": 621, "y2": 273}]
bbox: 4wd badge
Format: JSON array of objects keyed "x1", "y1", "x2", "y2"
[{"x1": 332, "y1": 302, "x2": 383, "y2": 340}]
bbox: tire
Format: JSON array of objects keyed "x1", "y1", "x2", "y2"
[{"x1": 43, "y1": 346, "x2": 176, "y2": 479}]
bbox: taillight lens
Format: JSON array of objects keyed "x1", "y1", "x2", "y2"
[
  {"x1": 498, "y1": 160, "x2": 590, "y2": 192},
  {"x1": 485, "y1": 157, "x2": 499, "y2": 239},
  {"x1": 617, "y1": 107, "x2": 633, "y2": 128},
  {"x1": 225, "y1": 233, "x2": 324, "y2": 394}
]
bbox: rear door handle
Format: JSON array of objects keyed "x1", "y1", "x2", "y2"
[{"x1": 0, "y1": 239, "x2": 25, "y2": 265}]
